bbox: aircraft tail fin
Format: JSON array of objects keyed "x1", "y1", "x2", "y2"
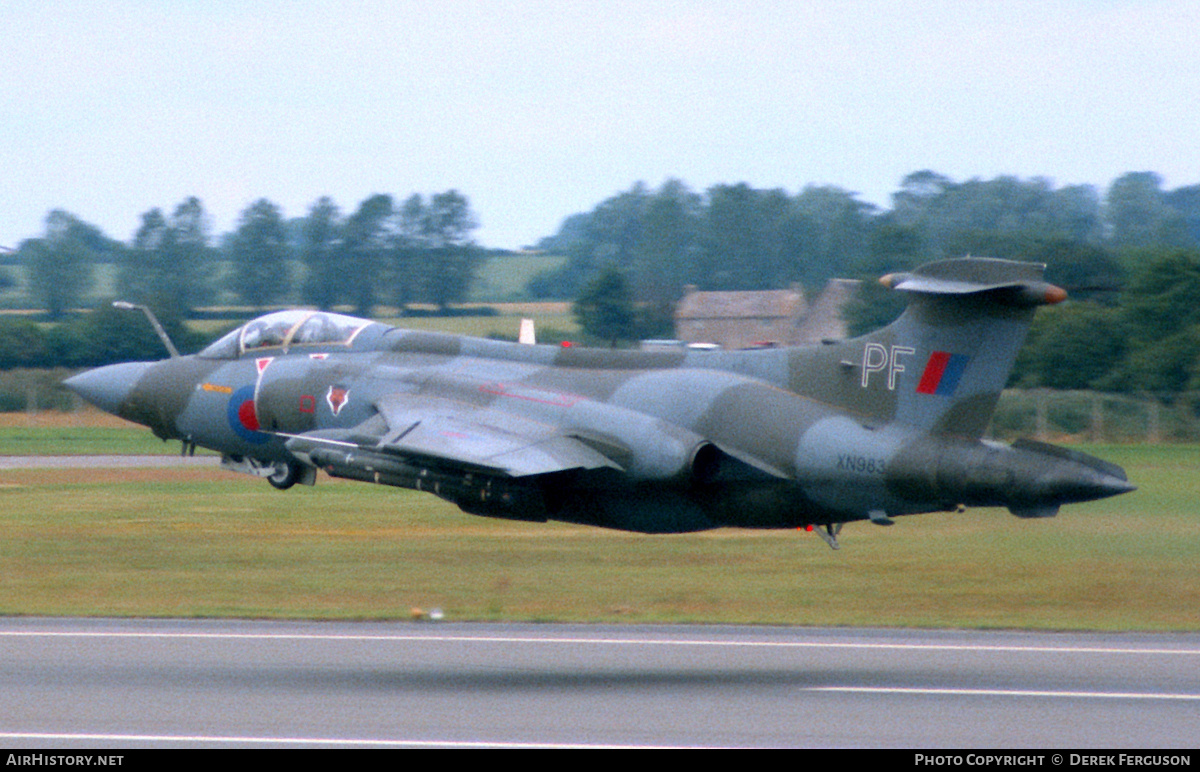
[{"x1": 788, "y1": 258, "x2": 1066, "y2": 437}]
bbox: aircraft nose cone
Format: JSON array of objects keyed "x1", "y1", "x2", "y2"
[{"x1": 63, "y1": 362, "x2": 154, "y2": 416}]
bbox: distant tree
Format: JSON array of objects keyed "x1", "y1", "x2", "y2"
[
  {"x1": 697, "y1": 182, "x2": 863, "y2": 292},
  {"x1": 1120, "y1": 249, "x2": 1200, "y2": 345},
  {"x1": 946, "y1": 176, "x2": 1059, "y2": 236},
  {"x1": 527, "y1": 213, "x2": 593, "y2": 299},
  {"x1": 227, "y1": 199, "x2": 290, "y2": 310},
  {"x1": 118, "y1": 197, "x2": 215, "y2": 320},
  {"x1": 525, "y1": 188, "x2": 648, "y2": 303},
  {"x1": 1051, "y1": 184, "x2": 1105, "y2": 244},
  {"x1": 890, "y1": 170, "x2": 955, "y2": 243},
  {"x1": 1163, "y1": 184, "x2": 1200, "y2": 247},
  {"x1": 1105, "y1": 172, "x2": 1190, "y2": 253},
  {"x1": 0, "y1": 316, "x2": 49, "y2": 368},
  {"x1": 1011, "y1": 303, "x2": 1130, "y2": 389},
  {"x1": 791, "y1": 185, "x2": 874, "y2": 286},
  {"x1": 548, "y1": 183, "x2": 650, "y2": 298},
  {"x1": 631, "y1": 180, "x2": 700, "y2": 328},
  {"x1": 1026, "y1": 239, "x2": 1124, "y2": 305},
  {"x1": 764, "y1": 191, "x2": 817, "y2": 290},
  {"x1": 573, "y1": 266, "x2": 636, "y2": 346},
  {"x1": 534, "y1": 211, "x2": 590, "y2": 255},
  {"x1": 1080, "y1": 249, "x2": 1200, "y2": 393},
  {"x1": 699, "y1": 183, "x2": 760, "y2": 290},
  {"x1": 388, "y1": 193, "x2": 427, "y2": 312},
  {"x1": 841, "y1": 276, "x2": 907, "y2": 338},
  {"x1": 21, "y1": 210, "x2": 106, "y2": 319},
  {"x1": 863, "y1": 217, "x2": 923, "y2": 275},
  {"x1": 119, "y1": 207, "x2": 170, "y2": 306},
  {"x1": 342, "y1": 194, "x2": 393, "y2": 315},
  {"x1": 422, "y1": 190, "x2": 484, "y2": 310},
  {"x1": 168, "y1": 196, "x2": 216, "y2": 312},
  {"x1": 300, "y1": 197, "x2": 344, "y2": 310},
  {"x1": 1113, "y1": 325, "x2": 1200, "y2": 394},
  {"x1": 632, "y1": 180, "x2": 697, "y2": 296},
  {"x1": 889, "y1": 172, "x2": 1107, "y2": 263},
  {"x1": 67, "y1": 302, "x2": 197, "y2": 366},
  {"x1": 585, "y1": 183, "x2": 649, "y2": 271},
  {"x1": 42, "y1": 322, "x2": 89, "y2": 369},
  {"x1": 535, "y1": 180, "x2": 885, "y2": 302}
]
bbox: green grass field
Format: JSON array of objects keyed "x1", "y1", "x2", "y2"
[
  {"x1": 0, "y1": 425, "x2": 193, "y2": 456},
  {"x1": 469, "y1": 253, "x2": 568, "y2": 302},
  {"x1": 1, "y1": 437, "x2": 1195, "y2": 629},
  {"x1": 378, "y1": 304, "x2": 578, "y2": 341}
]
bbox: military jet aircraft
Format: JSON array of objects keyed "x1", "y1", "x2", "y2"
[{"x1": 65, "y1": 257, "x2": 1133, "y2": 548}]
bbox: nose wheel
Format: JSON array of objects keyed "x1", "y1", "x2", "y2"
[
  {"x1": 267, "y1": 461, "x2": 300, "y2": 490},
  {"x1": 220, "y1": 454, "x2": 316, "y2": 488}
]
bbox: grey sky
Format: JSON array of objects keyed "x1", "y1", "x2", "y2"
[{"x1": 3, "y1": 0, "x2": 1198, "y2": 250}]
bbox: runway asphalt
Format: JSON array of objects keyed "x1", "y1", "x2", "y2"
[
  {"x1": 0, "y1": 455, "x2": 217, "y2": 469},
  {"x1": 1, "y1": 618, "x2": 1197, "y2": 748}
]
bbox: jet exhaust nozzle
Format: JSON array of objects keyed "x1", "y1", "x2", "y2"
[{"x1": 888, "y1": 436, "x2": 1135, "y2": 513}]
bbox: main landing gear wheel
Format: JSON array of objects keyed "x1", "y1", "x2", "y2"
[{"x1": 267, "y1": 461, "x2": 300, "y2": 490}]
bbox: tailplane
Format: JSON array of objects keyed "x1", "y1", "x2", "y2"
[{"x1": 788, "y1": 258, "x2": 1066, "y2": 436}]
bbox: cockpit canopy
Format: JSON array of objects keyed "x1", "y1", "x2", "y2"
[{"x1": 198, "y1": 310, "x2": 374, "y2": 359}]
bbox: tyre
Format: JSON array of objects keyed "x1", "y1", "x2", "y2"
[{"x1": 267, "y1": 461, "x2": 299, "y2": 490}]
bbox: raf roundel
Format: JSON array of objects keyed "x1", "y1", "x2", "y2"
[{"x1": 226, "y1": 385, "x2": 269, "y2": 444}]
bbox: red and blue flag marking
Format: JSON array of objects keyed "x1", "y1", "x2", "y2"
[{"x1": 916, "y1": 351, "x2": 970, "y2": 396}]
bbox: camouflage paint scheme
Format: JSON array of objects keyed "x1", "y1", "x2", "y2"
[{"x1": 65, "y1": 258, "x2": 1133, "y2": 547}]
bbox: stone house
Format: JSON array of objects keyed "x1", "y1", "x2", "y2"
[{"x1": 674, "y1": 279, "x2": 860, "y2": 349}]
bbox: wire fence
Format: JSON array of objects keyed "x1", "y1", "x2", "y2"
[
  {"x1": 0, "y1": 369, "x2": 81, "y2": 414},
  {"x1": 991, "y1": 389, "x2": 1200, "y2": 443}
]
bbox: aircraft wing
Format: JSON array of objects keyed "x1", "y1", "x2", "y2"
[{"x1": 283, "y1": 392, "x2": 622, "y2": 478}]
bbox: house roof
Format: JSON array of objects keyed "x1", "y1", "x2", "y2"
[
  {"x1": 796, "y1": 279, "x2": 861, "y2": 341},
  {"x1": 675, "y1": 288, "x2": 805, "y2": 320}
]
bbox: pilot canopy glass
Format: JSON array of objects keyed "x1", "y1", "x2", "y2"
[{"x1": 199, "y1": 311, "x2": 372, "y2": 359}]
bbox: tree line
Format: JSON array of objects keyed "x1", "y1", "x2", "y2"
[
  {"x1": 9, "y1": 190, "x2": 485, "y2": 323},
  {"x1": 537, "y1": 171, "x2": 1199, "y2": 303},
  {"x1": 540, "y1": 171, "x2": 1200, "y2": 395},
  {"x1": 10, "y1": 169, "x2": 1200, "y2": 396}
]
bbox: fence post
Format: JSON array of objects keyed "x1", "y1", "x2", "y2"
[{"x1": 1035, "y1": 389, "x2": 1048, "y2": 440}]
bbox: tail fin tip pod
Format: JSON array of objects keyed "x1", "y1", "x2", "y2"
[{"x1": 879, "y1": 257, "x2": 1068, "y2": 308}]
